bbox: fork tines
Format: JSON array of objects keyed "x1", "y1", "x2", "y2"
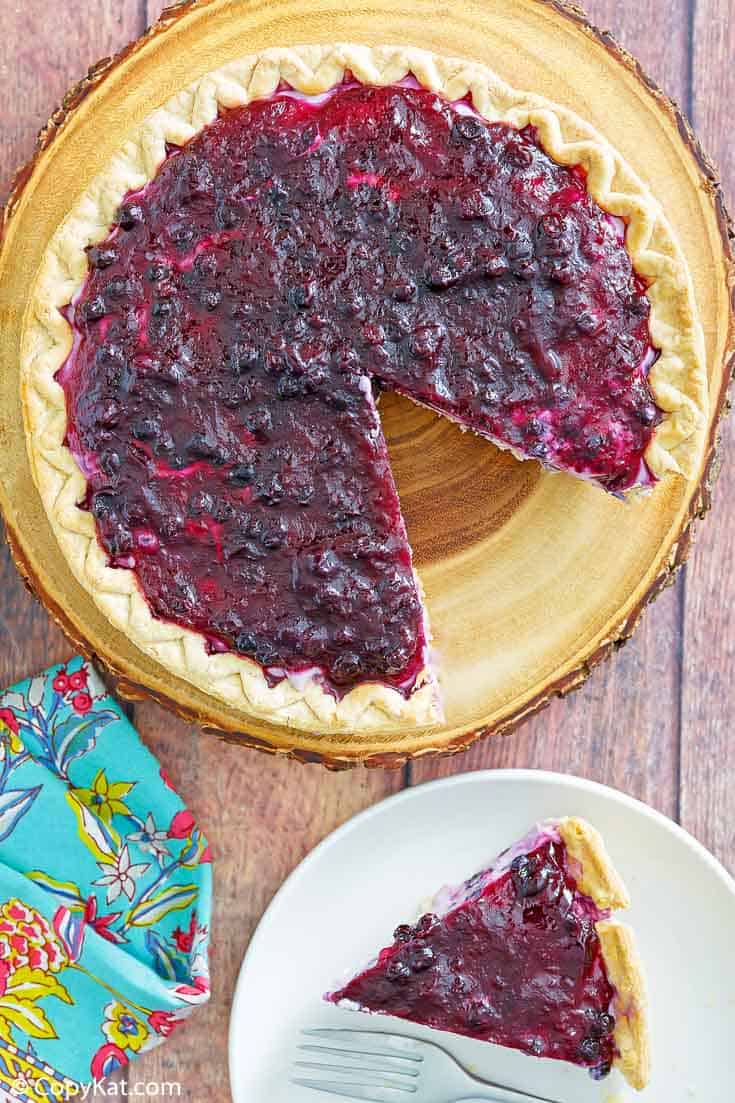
[{"x1": 292, "y1": 1028, "x2": 422, "y2": 1101}]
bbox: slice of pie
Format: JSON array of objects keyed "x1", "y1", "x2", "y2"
[
  {"x1": 327, "y1": 817, "x2": 649, "y2": 1090},
  {"x1": 21, "y1": 45, "x2": 707, "y2": 732}
]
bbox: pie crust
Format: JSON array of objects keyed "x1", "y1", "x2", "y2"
[
  {"x1": 558, "y1": 817, "x2": 650, "y2": 1090},
  {"x1": 20, "y1": 44, "x2": 708, "y2": 733}
]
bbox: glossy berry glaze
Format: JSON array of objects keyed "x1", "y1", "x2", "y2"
[
  {"x1": 328, "y1": 824, "x2": 618, "y2": 1080},
  {"x1": 59, "y1": 82, "x2": 659, "y2": 696}
]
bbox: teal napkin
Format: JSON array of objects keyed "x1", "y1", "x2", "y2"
[{"x1": 0, "y1": 658, "x2": 212, "y2": 1099}]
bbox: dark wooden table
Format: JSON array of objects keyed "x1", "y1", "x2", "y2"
[{"x1": 1, "y1": 1, "x2": 732, "y2": 1098}]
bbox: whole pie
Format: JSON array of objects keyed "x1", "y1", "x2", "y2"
[
  {"x1": 21, "y1": 45, "x2": 707, "y2": 733},
  {"x1": 327, "y1": 816, "x2": 649, "y2": 1089}
]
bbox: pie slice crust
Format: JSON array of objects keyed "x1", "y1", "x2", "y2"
[
  {"x1": 20, "y1": 44, "x2": 708, "y2": 733},
  {"x1": 558, "y1": 817, "x2": 650, "y2": 1090},
  {"x1": 328, "y1": 815, "x2": 650, "y2": 1089}
]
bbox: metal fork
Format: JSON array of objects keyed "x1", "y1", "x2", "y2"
[{"x1": 291, "y1": 1027, "x2": 561, "y2": 1103}]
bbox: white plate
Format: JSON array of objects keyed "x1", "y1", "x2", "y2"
[{"x1": 229, "y1": 770, "x2": 735, "y2": 1103}]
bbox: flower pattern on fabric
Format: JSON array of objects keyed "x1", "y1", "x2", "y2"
[
  {"x1": 147, "y1": 1009, "x2": 180, "y2": 1037},
  {"x1": 93, "y1": 846, "x2": 151, "y2": 905},
  {"x1": 75, "y1": 769, "x2": 134, "y2": 825},
  {"x1": 102, "y1": 1001, "x2": 149, "y2": 1053},
  {"x1": 0, "y1": 659, "x2": 212, "y2": 1094},
  {"x1": 128, "y1": 813, "x2": 172, "y2": 865},
  {"x1": 0, "y1": 710, "x2": 23, "y2": 756},
  {"x1": 0, "y1": 901, "x2": 67, "y2": 974}
]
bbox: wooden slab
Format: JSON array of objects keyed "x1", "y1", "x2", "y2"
[
  {"x1": 0, "y1": 0, "x2": 145, "y2": 694},
  {"x1": 0, "y1": 0, "x2": 731, "y2": 766}
]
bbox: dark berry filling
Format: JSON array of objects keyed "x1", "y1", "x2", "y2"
[
  {"x1": 328, "y1": 828, "x2": 618, "y2": 1080},
  {"x1": 58, "y1": 83, "x2": 659, "y2": 695}
]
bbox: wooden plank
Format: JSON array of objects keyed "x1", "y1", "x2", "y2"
[
  {"x1": 0, "y1": 7, "x2": 145, "y2": 197},
  {"x1": 146, "y1": 1, "x2": 168, "y2": 26},
  {"x1": 0, "y1": 1, "x2": 146, "y2": 692},
  {"x1": 680, "y1": 0, "x2": 735, "y2": 872},
  {"x1": 0, "y1": 5, "x2": 147, "y2": 684},
  {"x1": 0, "y1": 536, "x2": 70, "y2": 688},
  {"x1": 411, "y1": 0, "x2": 690, "y2": 821}
]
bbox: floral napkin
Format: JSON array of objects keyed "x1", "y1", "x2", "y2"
[{"x1": 0, "y1": 658, "x2": 212, "y2": 1100}]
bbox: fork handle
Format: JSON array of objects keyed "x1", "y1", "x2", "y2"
[{"x1": 457, "y1": 1090, "x2": 555, "y2": 1103}]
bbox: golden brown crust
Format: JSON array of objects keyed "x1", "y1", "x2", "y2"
[
  {"x1": 20, "y1": 44, "x2": 708, "y2": 732},
  {"x1": 558, "y1": 817, "x2": 649, "y2": 1090},
  {"x1": 558, "y1": 815, "x2": 631, "y2": 910},
  {"x1": 597, "y1": 919, "x2": 651, "y2": 1092}
]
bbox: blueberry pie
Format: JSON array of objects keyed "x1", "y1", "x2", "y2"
[
  {"x1": 21, "y1": 45, "x2": 707, "y2": 732},
  {"x1": 327, "y1": 816, "x2": 649, "y2": 1089}
]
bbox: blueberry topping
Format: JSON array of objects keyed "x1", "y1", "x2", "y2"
[
  {"x1": 579, "y1": 1036, "x2": 601, "y2": 1062},
  {"x1": 590, "y1": 1060, "x2": 613, "y2": 1081},
  {"x1": 81, "y1": 296, "x2": 106, "y2": 322},
  {"x1": 329, "y1": 834, "x2": 620, "y2": 1079},
  {"x1": 453, "y1": 116, "x2": 483, "y2": 141},
  {"x1": 91, "y1": 491, "x2": 118, "y2": 520},
  {"x1": 408, "y1": 946, "x2": 435, "y2": 972},
  {"x1": 589, "y1": 1009, "x2": 616, "y2": 1037},
  {"x1": 386, "y1": 960, "x2": 412, "y2": 983},
  {"x1": 235, "y1": 632, "x2": 258, "y2": 655},
  {"x1": 393, "y1": 924, "x2": 414, "y2": 944},
  {"x1": 146, "y1": 263, "x2": 170, "y2": 282},
  {"x1": 229, "y1": 343, "x2": 260, "y2": 374},
  {"x1": 228, "y1": 463, "x2": 256, "y2": 486},
  {"x1": 414, "y1": 913, "x2": 439, "y2": 938},
  {"x1": 131, "y1": 417, "x2": 158, "y2": 441},
  {"x1": 464, "y1": 1000, "x2": 497, "y2": 1030},
  {"x1": 87, "y1": 245, "x2": 118, "y2": 269},
  {"x1": 62, "y1": 84, "x2": 657, "y2": 699},
  {"x1": 118, "y1": 203, "x2": 144, "y2": 230},
  {"x1": 330, "y1": 652, "x2": 364, "y2": 685}
]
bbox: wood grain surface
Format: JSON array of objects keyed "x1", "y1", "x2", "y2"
[{"x1": 0, "y1": 1, "x2": 732, "y2": 1099}]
